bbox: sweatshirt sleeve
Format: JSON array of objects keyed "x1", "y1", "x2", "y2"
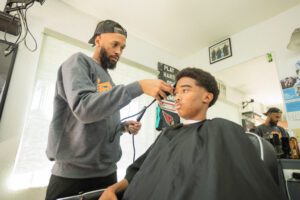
[{"x1": 59, "y1": 53, "x2": 143, "y2": 123}]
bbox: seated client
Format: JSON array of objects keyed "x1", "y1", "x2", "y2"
[{"x1": 100, "y1": 67, "x2": 284, "y2": 200}]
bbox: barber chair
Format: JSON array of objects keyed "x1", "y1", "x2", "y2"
[
  {"x1": 246, "y1": 132, "x2": 289, "y2": 200},
  {"x1": 56, "y1": 188, "x2": 122, "y2": 200},
  {"x1": 56, "y1": 188, "x2": 109, "y2": 200}
]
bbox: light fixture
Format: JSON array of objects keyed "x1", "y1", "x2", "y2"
[
  {"x1": 242, "y1": 99, "x2": 254, "y2": 109},
  {"x1": 6, "y1": 0, "x2": 45, "y2": 6},
  {"x1": 1, "y1": 0, "x2": 47, "y2": 55},
  {"x1": 4, "y1": 0, "x2": 46, "y2": 13}
]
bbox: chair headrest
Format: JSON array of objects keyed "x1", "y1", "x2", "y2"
[{"x1": 246, "y1": 132, "x2": 279, "y2": 185}]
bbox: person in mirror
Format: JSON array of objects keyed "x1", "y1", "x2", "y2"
[
  {"x1": 254, "y1": 107, "x2": 290, "y2": 158},
  {"x1": 45, "y1": 19, "x2": 173, "y2": 200},
  {"x1": 99, "y1": 67, "x2": 283, "y2": 200}
]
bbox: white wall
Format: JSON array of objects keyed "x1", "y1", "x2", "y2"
[
  {"x1": 207, "y1": 100, "x2": 242, "y2": 125},
  {"x1": 180, "y1": 4, "x2": 300, "y2": 129},
  {"x1": 0, "y1": 0, "x2": 180, "y2": 199},
  {"x1": 207, "y1": 84, "x2": 244, "y2": 125}
]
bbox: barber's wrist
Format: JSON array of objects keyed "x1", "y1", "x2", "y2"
[
  {"x1": 121, "y1": 121, "x2": 128, "y2": 132},
  {"x1": 106, "y1": 186, "x2": 117, "y2": 193},
  {"x1": 107, "y1": 179, "x2": 128, "y2": 193}
]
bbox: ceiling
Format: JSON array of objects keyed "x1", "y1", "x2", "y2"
[
  {"x1": 61, "y1": 0, "x2": 300, "y2": 56},
  {"x1": 59, "y1": 0, "x2": 298, "y2": 108}
]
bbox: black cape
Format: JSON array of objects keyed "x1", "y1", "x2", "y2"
[{"x1": 123, "y1": 118, "x2": 283, "y2": 200}]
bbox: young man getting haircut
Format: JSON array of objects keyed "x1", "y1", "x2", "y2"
[{"x1": 100, "y1": 67, "x2": 283, "y2": 200}]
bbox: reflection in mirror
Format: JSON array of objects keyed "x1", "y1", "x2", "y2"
[{"x1": 214, "y1": 54, "x2": 287, "y2": 131}]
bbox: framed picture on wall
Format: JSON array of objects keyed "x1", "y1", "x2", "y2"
[
  {"x1": 209, "y1": 38, "x2": 232, "y2": 64},
  {"x1": 0, "y1": 40, "x2": 18, "y2": 119}
]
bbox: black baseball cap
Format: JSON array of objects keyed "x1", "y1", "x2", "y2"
[
  {"x1": 264, "y1": 107, "x2": 282, "y2": 115},
  {"x1": 88, "y1": 20, "x2": 127, "y2": 46}
]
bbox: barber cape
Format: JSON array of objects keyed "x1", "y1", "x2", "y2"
[{"x1": 123, "y1": 118, "x2": 283, "y2": 200}]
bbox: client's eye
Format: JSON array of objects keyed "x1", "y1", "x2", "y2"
[{"x1": 182, "y1": 88, "x2": 189, "y2": 93}]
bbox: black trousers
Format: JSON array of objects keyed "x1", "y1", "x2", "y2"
[{"x1": 45, "y1": 172, "x2": 117, "y2": 200}]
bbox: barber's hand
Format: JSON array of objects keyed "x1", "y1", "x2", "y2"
[
  {"x1": 271, "y1": 131, "x2": 282, "y2": 139},
  {"x1": 139, "y1": 79, "x2": 174, "y2": 101},
  {"x1": 124, "y1": 120, "x2": 141, "y2": 135},
  {"x1": 99, "y1": 188, "x2": 117, "y2": 200}
]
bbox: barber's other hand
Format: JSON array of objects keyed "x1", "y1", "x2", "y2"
[
  {"x1": 98, "y1": 188, "x2": 117, "y2": 200},
  {"x1": 139, "y1": 79, "x2": 174, "y2": 101},
  {"x1": 271, "y1": 131, "x2": 282, "y2": 139},
  {"x1": 124, "y1": 120, "x2": 141, "y2": 135}
]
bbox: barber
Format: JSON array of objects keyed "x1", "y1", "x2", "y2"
[
  {"x1": 255, "y1": 107, "x2": 290, "y2": 158},
  {"x1": 45, "y1": 19, "x2": 173, "y2": 200}
]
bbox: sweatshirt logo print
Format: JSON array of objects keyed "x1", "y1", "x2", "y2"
[{"x1": 97, "y1": 78, "x2": 112, "y2": 93}]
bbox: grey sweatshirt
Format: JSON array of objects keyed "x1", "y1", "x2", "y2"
[{"x1": 46, "y1": 52, "x2": 143, "y2": 178}]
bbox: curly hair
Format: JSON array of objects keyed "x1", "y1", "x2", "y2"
[{"x1": 175, "y1": 67, "x2": 219, "y2": 107}]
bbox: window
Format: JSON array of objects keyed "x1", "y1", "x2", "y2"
[{"x1": 9, "y1": 32, "x2": 159, "y2": 189}]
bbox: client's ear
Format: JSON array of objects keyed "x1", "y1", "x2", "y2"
[{"x1": 203, "y1": 92, "x2": 213, "y2": 105}]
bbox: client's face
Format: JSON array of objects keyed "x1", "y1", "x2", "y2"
[{"x1": 174, "y1": 77, "x2": 210, "y2": 120}]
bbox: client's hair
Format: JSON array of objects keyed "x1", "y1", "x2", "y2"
[{"x1": 176, "y1": 67, "x2": 219, "y2": 107}]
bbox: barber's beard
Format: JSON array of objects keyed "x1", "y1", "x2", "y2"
[
  {"x1": 99, "y1": 48, "x2": 117, "y2": 70},
  {"x1": 269, "y1": 121, "x2": 278, "y2": 126}
]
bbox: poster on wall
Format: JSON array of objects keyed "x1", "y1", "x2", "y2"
[
  {"x1": 280, "y1": 60, "x2": 300, "y2": 120},
  {"x1": 156, "y1": 62, "x2": 180, "y2": 130}
]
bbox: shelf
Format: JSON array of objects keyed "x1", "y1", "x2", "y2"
[{"x1": 242, "y1": 111, "x2": 261, "y2": 119}]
